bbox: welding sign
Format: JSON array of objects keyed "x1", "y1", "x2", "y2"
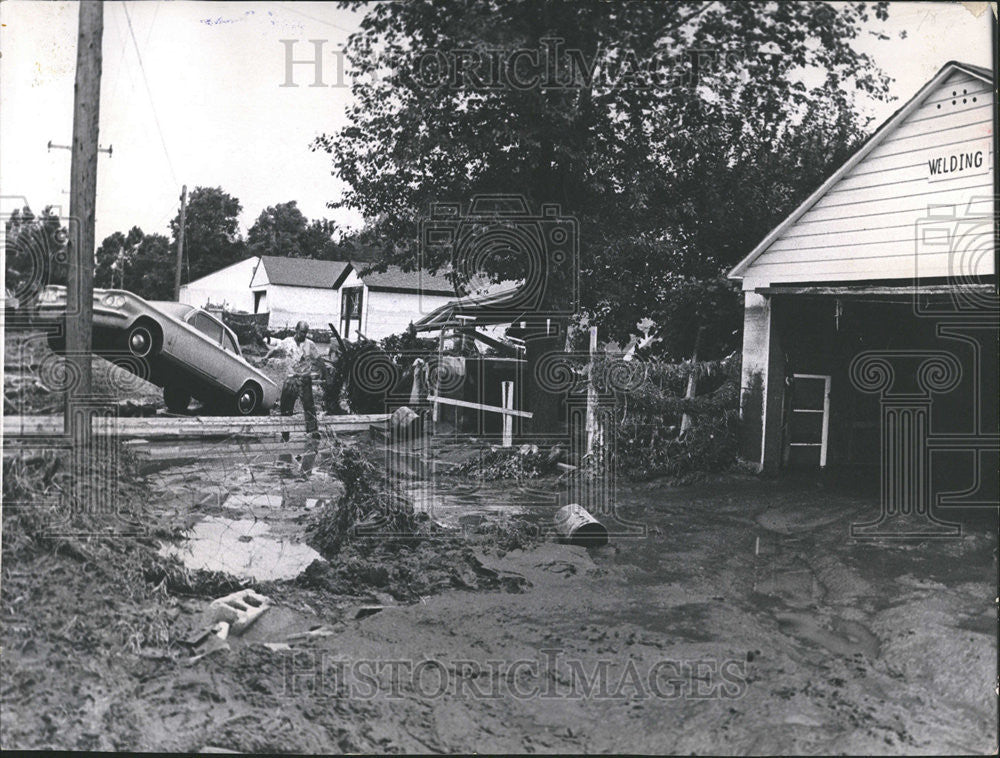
[{"x1": 927, "y1": 140, "x2": 992, "y2": 182}]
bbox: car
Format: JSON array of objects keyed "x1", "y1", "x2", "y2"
[{"x1": 34, "y1": 285, "x2": 279, "y2": 415}]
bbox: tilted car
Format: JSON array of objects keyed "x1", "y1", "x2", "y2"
[{"x1": 35, "y1": 285, "x2": 278, "y2": 415}]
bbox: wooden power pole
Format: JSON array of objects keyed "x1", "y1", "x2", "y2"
[
  {"x1": 65, "y1": 0, "x2": 104, "y2": 428},
  {"x1": 174, "y1": 184, "x2": 187, "y2": 300}
]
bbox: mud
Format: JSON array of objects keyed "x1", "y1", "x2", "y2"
[{"x1": 1, "y1": 438, "x2": 997, "y2": 753}]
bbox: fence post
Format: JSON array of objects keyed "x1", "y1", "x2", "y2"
[
  {"x1": 586, "y1": 326, "x2": 598, "y2": 456},
  {"x1": 501, "y1": 381, "x2": 514, "y2": 447}
]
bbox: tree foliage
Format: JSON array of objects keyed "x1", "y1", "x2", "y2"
[
  {"x1": 317, "y1": 0, "x2": 893, "y2": 350},
  {"x1": 94, "y1": 227, "x2": 174, "y2": 300},
  {"x1": 169, "y1": 186, "x2": 246, "y2": 283},
  {"x1": 4, "y1": 205, "x2": 67, "y2": 304},
  {"x1": 247, "y1": 200, "x2": 342, "y2": 260}
]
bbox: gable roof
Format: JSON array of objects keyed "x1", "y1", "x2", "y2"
[
  {"x1": 255, "y1": 256, "x2": 351, "y2": 288},
  {"x1": 729, "y1": 61, "x2": 995, "y2": 280},
  {"x1": 182, "y1": 256, "x2": 260, "y2": 287},
  {"x1": 348, "y1": 260, "x2": 458, "y2": 296}
]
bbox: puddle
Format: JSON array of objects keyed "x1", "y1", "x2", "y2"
[{"x1": 160, "y1": 516, "x2": 323, "y2": 581}]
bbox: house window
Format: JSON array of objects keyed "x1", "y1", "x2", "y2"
[
  {"x1": 341, "y1": 286, "x2": 363, "y2": 340},
  {"x1": 254, "y1": 291, "x2": 267, "y2": 314}
]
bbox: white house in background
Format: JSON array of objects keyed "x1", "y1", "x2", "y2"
[
  {"x1": 335, "y1": 260, "x2": 458, "y2": 340},
  {"x1": 180, "y1": 254, "x2": 461, "y2": 338},
  {"x1": 178, "y1": 256, "x2": 259, "y2": 312},
  {"x1": 249, "y1": 256, "x2": 351, "y2": 329}
]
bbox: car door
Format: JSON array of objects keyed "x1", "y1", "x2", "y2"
[{"x1": 173, "y1": 310, "x2": 241, "y2": 392}]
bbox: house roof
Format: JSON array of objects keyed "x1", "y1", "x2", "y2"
[
  {"x1": 255, "y1": 256, "x2": 351, "y2": 288},
  {"x1": 348, "y1": 260, "x2": 458, "y2": 296},
  {"x1": 729, "y1": 60, "x2": 995, "y2": 281},
  {"x1": 180, "y1": 256, "x2": 260, "y2": 287}
]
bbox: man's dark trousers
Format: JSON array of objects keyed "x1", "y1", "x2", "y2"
[{"x1": 280, "y1": 374, "x2": 318, "y2": 442}]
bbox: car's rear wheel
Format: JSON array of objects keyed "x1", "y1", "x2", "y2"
[
  {"x1": 233, "y1": 382, "x2": 263, "y2": 416},
  {"x1": 126, "y1": 320, "x2": 160, "y2": 359},
  {"x1": 163, "y1": 386, "x2": 191, "y2": 414}
]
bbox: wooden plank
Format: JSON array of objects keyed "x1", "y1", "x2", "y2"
[
  {"x1": 427, "y1": 394, "x2": 533, "y2": 419},
  {"x1": 867, "y1": 120, "x2": 993, "y2": 161},
  {"x1": 746, "y1": 251, "x2": 980, "y2": 283},
  {"x1": 2, "y1": 414, "x2": 389, "y2": 438},
  {"x1": 757, "y1": 285, "x2": 994, "y2": 297},
  {"x1": 793, "y1": 184, "x2": 993, "y2": 226},
  {"x1": 880, "y1": 103, "x2": 992, "y2": 144},
  {"x1": 831, "y1": 144, "x2": 991, "y2": 194},
  {"x1": 757, "y1": 236, "x2": 996, "y2": 272}
]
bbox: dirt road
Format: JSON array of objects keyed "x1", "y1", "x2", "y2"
[{"x1": 2, "y1": 434, "x2": 996, "y2": 753}]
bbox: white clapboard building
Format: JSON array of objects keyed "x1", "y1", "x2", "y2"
[
  {"x1": 181, "y1": 254, "x2": 459, "y2": 340},
  {"x1": 178, "y1": 256, "x2": 260, "y2": 313},
  {"x1": 729, "y1": 61, "x2": 995, "y2": 500}
]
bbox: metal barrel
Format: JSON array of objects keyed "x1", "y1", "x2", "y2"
[{"x1": 553, "y1": 503, "x2": 609, "y2": 546}]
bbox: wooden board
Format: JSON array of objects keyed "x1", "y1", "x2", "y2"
[
  {"x1": 427, "y1": 394, "x2": 533, "y2": 419},
  {"x1": 2, "y1": 414, "x2": 390, "y2": 438}
]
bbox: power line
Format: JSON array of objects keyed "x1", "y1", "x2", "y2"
[
  {"x1": 121, "y1": 0, "x2": 177, "y2": 186},
  {"x1": 282, "y1": 5, "x2": 355, "y2": 34}
]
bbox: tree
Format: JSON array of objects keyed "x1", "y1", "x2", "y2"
[
  {"x1": 247, "y1": 201, "x2": 341, "y2": 259},
  {"x1": 94, "y1": 227, "x2": 172, "y2": 299},
  {"x1": 169, "y1": 186, "x2": 246, "y2": 284},
  {"x1": 315, "y1": 0, "x2": 892, "y2": 432},
  {"x1": 95, "y1": 226, "x2": 144, "y2": 290},
  {"x1": 130, "y1": 233, "x2": 173, "y2": 300},
  {"x1": 4, "y1": 205, "x2": 67, "y2": 305}
]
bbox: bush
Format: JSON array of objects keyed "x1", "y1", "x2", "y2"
[{"x1": 590, "y1": 352, "x2": 742, "y2": 481}]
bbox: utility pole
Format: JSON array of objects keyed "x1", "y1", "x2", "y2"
[
  {"x1": 174, "y1": 184, "x2": 187, "y2": 300},
  {"x1": 65, "y1": 0, "x2": 103, "y2": 431}
]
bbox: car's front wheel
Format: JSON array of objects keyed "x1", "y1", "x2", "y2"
[
  {"x1": 163, "y1": 386, "x2": 191, "y2": 414},
  {"x1": 126, "y1": 320, "x2": 160, "y2": 359},
  {"x1": 233, "y1": 382, "x2": 263, "y2": 416}
]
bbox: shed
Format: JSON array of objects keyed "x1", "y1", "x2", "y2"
[
  {"x1": 729, "y1": 61, "x2": 996, "y2": 498},
  {"x1": 335, "y1": 261, "x2": 458, "y2": 341},
  {"x1": 178, "y1": 256, "x2": 259, "y2": 312},
  {"x1": 249, "y1": 256, "x2": 351, "y2": 329}
]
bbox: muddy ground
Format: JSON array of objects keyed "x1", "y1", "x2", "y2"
[{"x1": 1, "y1": 422, "x2": 996, "y2": 754}]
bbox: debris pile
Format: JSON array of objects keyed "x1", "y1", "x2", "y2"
[
  {"x1": 452, "y1": 444, "x2": 561, "y2": 481},
  {"x1": 308, "y1": 441, "x2": 417, "y2": 556},
  {"x1": 303, "y1": 440, "x2": 532, "y2": 599}
]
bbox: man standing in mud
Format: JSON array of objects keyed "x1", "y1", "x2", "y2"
[{"x1": 264, "y1": 321, "x2": 322, "y2": 441}]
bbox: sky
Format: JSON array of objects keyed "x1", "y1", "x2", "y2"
[{"x1": 0, "y1": 1, "x2": 994, "y2": 246}]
